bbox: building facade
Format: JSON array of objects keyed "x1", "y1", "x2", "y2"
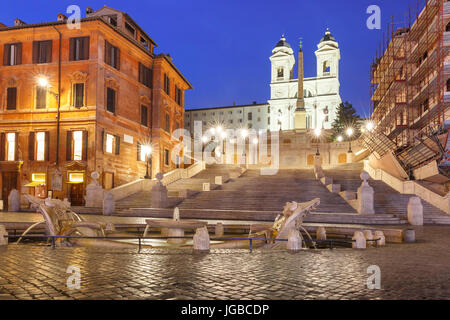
[
  {"x1": 185, "y1": 29, "x2": 342, "y2": 134},
  {"x1": 0, "y1": 6, "x2": 191, "y2": 209}
]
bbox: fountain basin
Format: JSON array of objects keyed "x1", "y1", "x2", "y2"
[{"x1": 145, "y1": 219, "x2": 208, "y2": 244}]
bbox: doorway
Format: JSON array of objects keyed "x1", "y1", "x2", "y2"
[
  {"x1": 69, "y1": 183, "x2": 84, "y2": 206},
  {"x1": 2, "y1": 172, "x2": 18, "y2": 211}
]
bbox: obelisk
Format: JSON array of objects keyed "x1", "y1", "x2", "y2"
[{"x1": 294, "y1": 40, "x2": 307, "y2": 130}]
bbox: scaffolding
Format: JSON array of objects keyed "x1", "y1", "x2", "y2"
[{"x1": 368, "y1": 0, "x2": 450, "y2": 174}]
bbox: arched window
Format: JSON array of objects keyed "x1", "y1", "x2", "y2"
[
  {"x1": 323, "y1": 61, "x2": 331, "y2": 75},
  {"x1": 277, "y1": 67, "x2": 284, "y2": 79}
]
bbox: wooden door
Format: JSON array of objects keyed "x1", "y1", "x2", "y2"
[
  {"x1": 69, "y1": 183, "x2": 84, "y2": 206},
  {"x1": 2, "y1": 172, "x2": 18, "y2": 211}
]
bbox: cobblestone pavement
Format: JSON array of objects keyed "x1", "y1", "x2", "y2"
[{"x1": 0, "y1": 226, "x2": 449, "y2": 300}]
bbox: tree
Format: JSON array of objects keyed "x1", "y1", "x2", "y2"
[{"x1": 331, "y1": 101, "x2": 361, "y2": 141}]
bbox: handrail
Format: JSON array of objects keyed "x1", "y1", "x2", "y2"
[{"x1": 2, "y1": 234, "x2": 358, "y2": 253}]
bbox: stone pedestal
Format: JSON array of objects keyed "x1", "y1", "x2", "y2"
[
  {"x1": 193, "y1": 227, "x2": 210, "y2": 251},
  {"x1": 357, "y1": 172, "x2": 375, "y2": 215},
  {"x1": 215, "y1": 176, "x2": 223, "y2": 185},
  {"x1": 352, "y1": 231, "x2": 366, "y2": 249},
  {"x1": 151, "y1": 173, "x2": 169, "y2": 208},
  {"x1": 316, "y1": 227, "x2": 327, "y2": 241},
  {"x1": 103, "y1": 192, "x2": 115, "y2": 216},
  {"x1": 403, "y1": 229, "x2": 416, "y2": 243},
  {"x1": 407, "y1": 197, "x2": 423, "y2": 226},
  {"x1": 85, "y1": 172, "x2": 105, "y2": 208},
  {"x1": 363, "y1": 230, "x2": 374, "y2": 247},
  {"x1": 0, "y1": 225, "x2": 8, "y2": 246},
  {"x1": 215, "y1": 223, "x2": 224, "y2": 237},
  {"x1": 8, "y1": 189, "x2": 20, "y2": 212},
  {"x1": 287, "y1": 229, "x2": 303, "y2": 251},
  {"x1": 374, "y1": 231, "x2": 386, "y2": 246}
]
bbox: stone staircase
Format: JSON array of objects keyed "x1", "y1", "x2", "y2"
[
  {"x1": 324, "y1": 163, "x2": 450, "y2": 225},
  {"x1": 177, "y1": 169, "x2": 357, "y2": 214}
]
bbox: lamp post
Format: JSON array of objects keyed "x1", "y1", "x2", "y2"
[
  {"x1": 314, "y1": 128, "x2": 322, "y2": 156},
  {"x1": 346, "y1": 127, "x2": 354, "y2": 153},
  {"x1": 143, "y1": 145, "x2": 153, "y2": 179}
]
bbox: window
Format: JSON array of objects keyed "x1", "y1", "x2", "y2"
[
  {"x1": 36, "y1": 87, "x2": 46, "y2": 109},
  {"x1": 32, "y1": 40, "x2": 52, "y2": 64},
  {"x1": 138, "y1": 143, "x2": 147, "y2": 162},
  {"x1": 139, "y1": 63, "x2": 153, "y2": 88},
  {"x1": 73, "y1": 131, "x2": 83, "y2": 160},
  {"x1": 164, "y1": 149, "x2": 170, "y2": 166},
  {"x1": 447, "y1": 79, "x2": 450, "y2": 92},
  {"x1": 6, "y1": 87, "x2": 17, "y2": 110},
  {"x1": 6, "y1": 133, "x2": 16, "y2": 161},
  {"x1": 69, "y1": 37, "x2": 89, "y2": 61},
  {"x1": 35, "y1": 132, "x2": 45, "y2": 161},
  {"x1": 73, "y1": 83, "x2": 84, "y2": 108},
  {"x1": 228, "y1": 111, "x2": 232, "y2": 114},
  {"x1": 277, "y1": 67, "x2": 284, "y2": 79},
  {"x1": 268, "y1": 117, "x2": 270, "y2": 125},
  {"x1": 3, "y1": 43, "x2": 22, "y2": 66},
  {"x1": 447, "y1": 22, "x2": 450, "y2": 32},
  {"x1": 105, "y1": 134, "x2": 114, "y2": 154},
  {"x1": 140, "y1": 37, "x2": 149, "y2": 50},
  {"x1": 175, "y1": 86, "x2": 183, "y2": 105},
  {"x1": 323, "y1": 61, "x2": 331, "y2": 74},
  {"x1": 108, "y1": 15, "x2": 118, "y2": 27},
  {"x1": 248, "y1": 112, "x2": 253, "y2": 121},
  {"x1": 29, "y1": 132, "x2": 49, "y2": 161},
  {"x1": 165, "y1": 114, "x2": 170, "y2": 132},
  {"x1": 229, "y1": 120, "x2": 233, "y2": 124},
  {"x1": 125, "y1": 22, "x2": 136, "y2": 38},
  {"x1": 66, "y1": 130, "x2": 88, "y2": 161},
  {"x1": 164, "y1": 74, "x2": 170, "y2": 95},
  {"x1": 105, "y1": 41, "x2": 120, "y2": 69},
  {"x1": 257, "y1": 117, "x2": 261, "y2": 122},
  {"x1": 141, "y1": 105, "x2": 148, "y2": 126},
  {"x1": 106, "y1": 88, "x2": 116, "y2": 113}
]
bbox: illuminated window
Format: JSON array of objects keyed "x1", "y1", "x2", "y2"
[
  {"x1": 73, "y1": 131, "x2": 83, "y2": 160},
  {"x1": 140, "y1": 146, "x2": 147, "y2": 162},
  {"x1": 68, "y1": 172, "x2": 84, "y2": 183},
  {"x1": 106, "y1": 134, "x2": 114, "y2": 154},
  {"x1": 36, "y1": 132, "x2": 46, "y2": 161},
  {"x1": 6, "y1": 133, "x2": 15, "y2": 161}
]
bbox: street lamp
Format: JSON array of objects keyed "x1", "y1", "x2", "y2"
[
  {"x1": 143, "y1": 145, "x2": 153, "y2": 179},
  {"x1": 337, "y1": 135, "x2": 343, "y2": 142},
  {"x1": 346, "y1": 127, "x2": 354, "y2": 153},
  {"x1": 366, "y1": 121, "x2": 375, "y2": 132},
  {"x1": 314, "y1": 128, "x2": 322, "y2": 156}
]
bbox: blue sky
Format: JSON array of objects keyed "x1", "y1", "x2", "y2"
[{"x1": 2, "y1": 0, "x2": 424, "y2": 117}]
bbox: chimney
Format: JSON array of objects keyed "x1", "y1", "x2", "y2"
[
  {"x1": 57, "y1": 13, "x2": 68, "y2": 22},
  {"x1": 14, "y1": 19, "x2": 26, "y2": 26},
  {"x1": 86, "y1": 7, "x2": 94, "y2": 16}
]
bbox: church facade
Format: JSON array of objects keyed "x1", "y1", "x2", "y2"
[{"x1": 185, "y1": 29, "x2": 342, "y2": 134}]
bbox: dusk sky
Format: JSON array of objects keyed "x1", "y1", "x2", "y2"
[{"x1": 2, "y1": 0, "x2": 424, "y2": 117}]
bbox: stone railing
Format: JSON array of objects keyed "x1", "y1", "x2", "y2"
[
  {"x1": 109, "y1": 161, "x2": 206, "y2": 201},
  {"x1": 364, "y1": 160, "x2": 450, "y2": 214}
]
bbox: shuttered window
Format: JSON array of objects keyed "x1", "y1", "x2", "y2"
[
  {"x1": 3, "y1": 43, "x2": 22, "y2": 66},
  {"x1": 69, "y1": 37, "x2": 90, "y2": 61},
  {"x1": 164, "y1": 149, "x2": 169, "y2": 166},
  {"x1": 138, "y1": 63, "x2": 152, "y2": 88},
  {"x1": 6, "y1": 87, "x2": 17, "y2": 110},
  {"x1": 105, "y1": 41, "x2": 120, "y2": 69},
  {"x1": 32, "y1": 40, "x2": 52, "y2": 64},
  {"x1": 36, "y1": 87, "x2": 47, "y2": 109},
  {"x1": 164, "y1": 74, "x2": 170, "y2": 95},
  {"x1": 141, "y1": 105, "x2": 148, "y2": 126},
  {"x1": 165, "y1": 114, "x2": 170, "y2": 133},
  {"x1": 106, "y1": 88, "x2": 116, "y2": 113},
  {"x1": 66, "y1": 130, "x2": 88, "y2": 161},
  {"x1": 175, "y1": 86, "x2": 183, "y2": 105},
  {"x1": 73, "y1": 83, "x2": 84, "y2": 108}
]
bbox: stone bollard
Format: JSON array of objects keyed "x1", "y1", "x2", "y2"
[
  {"x1": 215, "y1": 176, "x2": 223, "y2": 185},
  {"x1": 8, "y1": 189, "x2": 20, "y2": 212},
  {"x1": 103, "y1": 192, "x2": 115, "y2": 216},
  {"x1": 363, "y1": 230, "x2": 374, "y2": 247},
  {"x1": 193, "y1": 227, "x2": 210, "y2": 252},
  {"x1": 215, "y1": 223, "x2": 224, "y2": 237},
  {"x1": 352, "y1": 231, "x2": 366, "y2": 249},
  {"x1": 404, "y1": 229, "x2": 416, "y2": 243},
  {"x1": 202, "y1": 183, "x2": 210, "y2": 192},
  {"x1": 357, "y1": 172, "x2": 375, "y2": 215},
  {"x1": 287, "y1": 229, "x2": 303, "y2": 252},
  {"x1": 0, "y1": 225, "x2": 8, "y2": 246},
  {"x1": 374, "y1": 231, "x2": 386, "y2": 246},
  {"x1": 407, "y1": 197, "x2": 423, "y2": 226},
  {"x1": 316, "y1": 227, "x2": 327, "y2": 241}
]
